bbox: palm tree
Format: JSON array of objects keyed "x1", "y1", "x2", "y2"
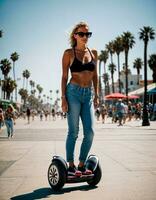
[
  {"x1": 43, "y1": 94, "x2": 46, "y2": 103},
  {"x1": 148, "y1": 54, "x2": 156, "y2": 83},
  {"x1": 38, "y1": 86, "x2": 43, "y2": 95},
  {"x1": 121, "y1": 63, "x2": 131, "y2": 76},
  {"x1": 47, "y1": 96, "x2": 49, "y2": 104},
  {"x1": 55, "y1": 90, "x2": 59, "y2": 104},
  {"x1": 121, "y1": 32, "x2": 135, "y2": 97},
  {"x1": 0, "y1": 59, "x2": 12, "y2": 79},
  {"x1": 98, "y1": 50, "x2": 109, "y2": 74},
  {"x1": 108, "y1": 63, "x2": 116, "y2": 93},
  {"x1": 113, "y1": 36, "x2": 123, "y2": 92},
  {"x1": 0, "y1": 59, "x2": 12, "y2": 99},
  {"x1": 2, "y1": 77, "x2": 17, "y2": 100},
  {"x1": 31, "y1": 89, "x2": 36, "y2": 96},
  {"x1": 103, "y1": 73, "x2": 110, "y2": 95},
  {"x1": 10, "y1": 52, "x2": 19, "y2": 81},
  {"x1": 22, "y1": 70, "x2": 26, "y2": 88},
  {"x1": 23, "y1": 69, "x2": 30, "y2": 89},
  {"x1": 36, "y1": 84, "x2": 43, "y2": 94},
  {"x1": 133, "y1": 58, "x2": 143, "y2": 85},
  {"x1": 10, "y1": 52, "x2": 19, "y2": 101},
  {"x1": 30, "y1": 80, "x2": 34, "y2": 92},
  {"x1": 106, "y1": 41, "x2": 114, "y2": 64},
  {"x1": 19, "y1": 88, "x2": 28, "y2": 105},
  {"x1": 49, "y1": 90, "x2": 53, "y2": 105},
  {"x1": 139, "y1": 26, "x2": 155, "y2": 126},
  {"x1": 98, "y1": 50, "x2": 109, "y2": 103}
]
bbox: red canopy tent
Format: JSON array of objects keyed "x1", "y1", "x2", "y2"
[
  {"x1": 128, "y1": 95, "x2": 140, "y2": 99},
  {"x1": 105, "y1": 93, "x2": 127, "y2": 99}
]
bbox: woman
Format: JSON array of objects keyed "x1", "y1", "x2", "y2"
[
  {"x1": 61, "y1": 22, "x2": 99, "y2": 176},
  {"x1": 4, "y1": 104, "x2": 16, "y2": 138}
]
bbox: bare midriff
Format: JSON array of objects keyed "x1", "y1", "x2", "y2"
[{"x1": 70, "y1": 71, "x2": 94, "y2": 88}]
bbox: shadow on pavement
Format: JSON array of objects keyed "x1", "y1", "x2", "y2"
[{"x1": 11, "y1": 185, "x2": 97, "y2": 199}]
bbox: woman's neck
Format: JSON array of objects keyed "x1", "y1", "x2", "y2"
[{"x1": 75, "y1": 44, "x2": 88, "y2": 51}]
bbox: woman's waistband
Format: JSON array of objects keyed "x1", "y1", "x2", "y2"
[{"x1": 68, "y1": 82, "x2": 91, "y2": 90}]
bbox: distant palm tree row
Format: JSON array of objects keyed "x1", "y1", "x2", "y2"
[
  {"x1": 0, "y1": 30, "x2": 60, "y2": 109},
  {"x1": 98, "y1": 26, "x2": 156, "y2": 103}
]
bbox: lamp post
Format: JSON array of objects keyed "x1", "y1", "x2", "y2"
[{"x1": 142, "y1": 42, "x2": 150, "y2": 126}]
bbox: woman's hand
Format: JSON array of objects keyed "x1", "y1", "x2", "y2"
[
  {"x1": 93, "y1": 96, "x2": 99, "y2": 109},
  {"x1": 61, "y1": 97, "x2": 68, "y2": 113}
]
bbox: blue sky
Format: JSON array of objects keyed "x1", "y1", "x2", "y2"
[{"x1": 0, "y1": 0, "x2": 156, "y2": 101}]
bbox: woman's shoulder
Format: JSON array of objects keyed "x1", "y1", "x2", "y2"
[
  {"x1": 90, "y1": 48, "x2": 97, "y2": 53},
  {"x1": 89, "y1": 48, "x2": 98, "y2": 59},
  {"x1": 63, "y1": 48, "x2": 73, "y2": 58},
  {"x1": 64, "y1": 48, "x2": 73, "y2": 54}
]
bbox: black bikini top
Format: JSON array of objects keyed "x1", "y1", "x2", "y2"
[{"x1": 70, "y1": 48, "x2": 96, "y2": 73}]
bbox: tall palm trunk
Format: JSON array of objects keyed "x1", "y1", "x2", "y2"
[
  {"x1": 110, "y1": 53, "x2": 113, "y2": 64},
  {"x1": 103, "y1": 62, "x2": 106, "y2": 96},
  {"x1": 111, "y1": 71, "x2": 115, "y2": 93},
  {"x1": 99, "y1": 61, "x2": 102, "y2": 104},
  {"x1": 3, "y1": 82, "x2": 6, "y2": 99},
  {"x1": 12, "y1": 61, "x2": 17, "y2": 101},
  {"x1": 137, "y1": 69, "x2": 140, "y2": 85},
  {"x1": 3, "y1": 76, "x2": 7, "y2": 99},
  {"x1": 125, "y1": 51, "x2": 128, "y2": 100},
  {"x1": 110, "y1": 54, "x2": 114, "y2": 93},
  {"x1": 12, "y1": 62, "x2": 15, "y2": 81},
  {"x1": 103, "y1": 62, "x2": 106, "y2": 74},
  {"x1": 142, "y1": 41, "x2": 149, "y2": 125},
  {"x1": 117, "y1": 54, "x2": 121, "y2": 93},
  {"x1": 26, "y1": 79, "x2": 28, "y2": 90}
]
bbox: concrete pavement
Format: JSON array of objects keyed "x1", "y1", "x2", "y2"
[{"x1": 0, "y1": 117, "x2": 156, "y2": 200}]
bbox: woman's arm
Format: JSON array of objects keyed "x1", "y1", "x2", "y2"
[
  {"x1": 61, "y1": 49, "x2": 70, "y2": 112},
  {"x1": 92, "y1": 49, "x2": 99, "y2": 97},
  {"x1": 92, "y1": 49, "x2": 99, "y2": 109}
]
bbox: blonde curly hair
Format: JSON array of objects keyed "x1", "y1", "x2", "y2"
[{"x1": 69, "y1": 22, "x2": 89, "y2": 47}]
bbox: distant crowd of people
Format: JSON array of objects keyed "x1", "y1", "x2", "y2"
[
  {"x1": 0, "y1": 105, "x2": 66, "y2": 138},
  {"x1": 23, "y1": 107, "x2": 66, "y2": 124},
  {"x1": 95, "y1": 100, "x2": 156, "y2": 126},
  {"x1": 0, "y1": 101, "x2": 156, "y2": 138}
]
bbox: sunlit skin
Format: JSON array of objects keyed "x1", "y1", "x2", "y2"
[{"x1": 61, "y1": 25, "x2": 99, "y2": 168}]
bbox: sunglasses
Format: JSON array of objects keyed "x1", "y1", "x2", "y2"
[{"x1": 75, "y1": 32, "x2": 92, "y2": 38}]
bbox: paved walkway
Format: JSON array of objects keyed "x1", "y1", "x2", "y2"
[{"x1": 0, "y1": 117, "x2": 156, "y2": 200}]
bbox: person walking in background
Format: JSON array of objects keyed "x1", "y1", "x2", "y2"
[
  {"x1": 127, "y1": 101, "x2": 132, "y2": 121},
  {"x1": 123, "y1": 101, "x2": 128, "y2": 124},
  {"x1": 0, "y1": 108, "x2": 4, "y2": 132},
  {"x1": 40, "y1": 110, "x2": 44, "y2": 121},
  {"x1": 115, "y1": 99, "x2": 125, "y2": 126},
  {"x1": 26, "y1": 107, "x2": 31, "y2": 124},
  {"x1": 4, "y1": 105, "x2": 16, "y2": 138},
  {"x1": 100, "y1": 104, "x2": 107, "y2": 124},
  {"x1": 61, "y1": 21, "x2": 99, "y2": 176},
  {"x1": 95, "y1": 107, "x2": 100, "y2": 121},
  {"x1": 152, "y1": 102, "x2": 156, "y2": 121},
  {"x1": 44, "y1": 110, "x2": 48, "y2": 121},
  {"x1": 51, "y1": 108, "x2": 56, "y2": 121}
]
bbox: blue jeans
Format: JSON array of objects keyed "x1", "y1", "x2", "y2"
[
  {"x1": 66, "y1": 83, "x2": 94, "y2": 163},
  {"x1": 5, "y1": 119, "x2": 14, "y2": 137}
]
